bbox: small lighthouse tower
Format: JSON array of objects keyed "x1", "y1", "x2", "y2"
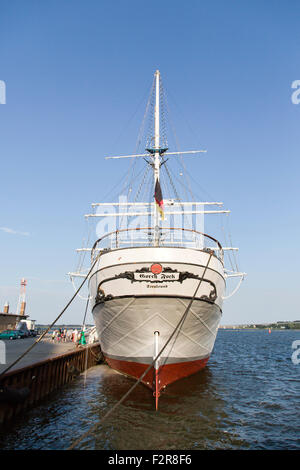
[{"x1": 17, "y1": 278, "x2": 27, "y2": 316}]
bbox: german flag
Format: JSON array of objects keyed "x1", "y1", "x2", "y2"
[{"x1": 154, "y1": 179, "x2": 164, "y2": 220}]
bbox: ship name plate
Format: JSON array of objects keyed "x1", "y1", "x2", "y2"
[{"x1": 134, "y1": 272, "x2": 180, "y2": 282}]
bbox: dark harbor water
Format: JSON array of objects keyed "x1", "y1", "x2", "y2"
[{"x1": 0, "y1": 330, "x2": 299, "y2": 450}]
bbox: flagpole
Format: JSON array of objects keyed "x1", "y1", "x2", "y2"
[{"x1": 154, "y1": 69, "x2": 160, "y2": 246}]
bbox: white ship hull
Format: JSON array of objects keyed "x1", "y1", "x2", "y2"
[{"x1": 89, "y1": 246, "x2": 225, "y2": 395}]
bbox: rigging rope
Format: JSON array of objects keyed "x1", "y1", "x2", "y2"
[
  {"x1": 82, "y1": 297, "x2": 90, "y2": 330},
  {"x1": 67, "y1": 251, "x2": 213, "y2": 450},
  {"x1": 162, "y1": 86, "x2": 195, "y2": 201},
  {"x1": 162, "y1": 162, "x2": 195, "y2": 233},
  {"x1": 222, "y1": 274, "x2": 245, "y2": 300},
  {"x1": 122, "y1": 77, "x2": 156, "y2": 210}
]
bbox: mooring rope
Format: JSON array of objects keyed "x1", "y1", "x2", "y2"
[
  {"x1": 0, "y1": 252, "x2": 102, "y2": 381},
  {"x1": 82, "y1": 297, "x2": 90, "y2": 330},
  {"x1": 68, "y1": 251, "x2": 213, "y2": 450}
]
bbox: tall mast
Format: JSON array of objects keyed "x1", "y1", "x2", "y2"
[
  {"x1": 104, "y1": 69, "x2": 208, "y2": 247},
  {"x1": 154, "y1": 70, "x2": 160, "y2": 164},
  {"x1": 154, "y1": 69, "x2": 160, "y2": 246}
]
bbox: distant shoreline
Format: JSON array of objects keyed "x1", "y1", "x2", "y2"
[{"x1": 219, "y1": 327, "x2": 300, "y2": 331}]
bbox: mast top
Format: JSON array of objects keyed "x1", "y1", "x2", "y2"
[{"x1": 105, "y1": 70, "x2": 206, "y2": 160}]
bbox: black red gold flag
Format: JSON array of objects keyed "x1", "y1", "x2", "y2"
[{"x1": 154, "y1": 179, "x2": 164, "y2": 220}]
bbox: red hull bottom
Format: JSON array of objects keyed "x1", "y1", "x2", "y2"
[{"x1": 105, "y1": 355, "x2": 210, "y2": 407}]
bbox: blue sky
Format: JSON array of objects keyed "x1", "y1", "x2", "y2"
[{"x1": 0, "y1": 0, "x2": 300, "y2": 325}]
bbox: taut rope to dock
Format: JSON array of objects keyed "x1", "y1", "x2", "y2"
[{"x1": 0, "y1": 252, "x2": 103, "y2": 381}]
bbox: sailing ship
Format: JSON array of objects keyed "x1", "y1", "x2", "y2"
[{"x1": 70, "y1": 70, "x2": 245, "y2": 408}]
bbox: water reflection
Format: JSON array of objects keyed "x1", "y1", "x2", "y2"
[
  {"x1": 77, "y1": 365, "x2": 246, "y2": 450},
  {"x1": 0, "y1": 331, "x2": 299, "y2": 450}
]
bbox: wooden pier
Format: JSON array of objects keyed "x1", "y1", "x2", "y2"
[{"x1": 0, "y1": 342, "x2": 102, "y2": 424}]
